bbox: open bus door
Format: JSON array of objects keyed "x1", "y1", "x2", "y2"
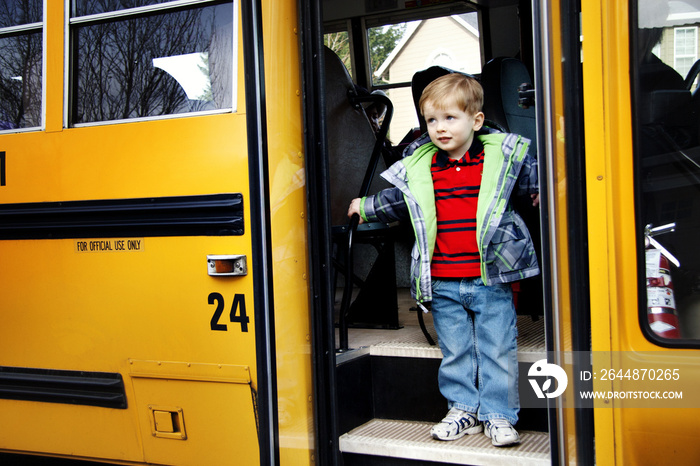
[{"x1": 308, "y1": 0, "x2": 581, "y2": 464}]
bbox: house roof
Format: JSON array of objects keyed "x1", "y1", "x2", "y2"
[{"x1": 374, "y1": 13, "x2": 479, "y2": 78}]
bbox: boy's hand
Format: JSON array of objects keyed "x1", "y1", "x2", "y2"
[
  {"x1": 531, "y1": 193, "x2": 540, "y2": 207},
  {"x1": 348, "y1": 198, "x2": 364, "y2": 224}
]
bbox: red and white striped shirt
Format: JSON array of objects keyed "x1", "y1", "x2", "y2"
[{"x1": 430, "y1": 139, "x2": 484, "y2": 278}]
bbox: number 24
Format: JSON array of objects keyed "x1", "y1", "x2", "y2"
[{"x1": 208, "y1": 293, "x2": 249, "y2": 332}]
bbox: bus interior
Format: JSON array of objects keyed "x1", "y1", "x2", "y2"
[
  {"x1": 321, "y1": 0, "x2": 553, "y2": 464},
  {"x1": 319, "y1": 0, "x2": 700, "y2": 464}
]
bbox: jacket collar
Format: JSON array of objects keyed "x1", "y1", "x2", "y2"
[{"x1": 434, "y1": 138, "x2": 484, "y2": 167}]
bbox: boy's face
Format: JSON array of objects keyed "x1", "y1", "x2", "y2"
[{"x1": 423, "y1": 98, "x2": 484, "y2": 160}]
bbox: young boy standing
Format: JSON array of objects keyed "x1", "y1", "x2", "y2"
[{"x1": 347, "y1": 73, "x2": 540, "y2": 447}]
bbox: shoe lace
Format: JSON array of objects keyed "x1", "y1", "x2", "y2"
[
  {"x1": 488, "y1": 419, "x2": 511, "y2": 430},
  {"x1": 443, "y1": 408, "x2": 468, "y2": 425}
]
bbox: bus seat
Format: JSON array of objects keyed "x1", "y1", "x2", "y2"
[
  {"x1": 408, "y1": 65, "x2": 516, "y2": 137},
  {"x1": 411, "y1": 66, "x2": 458, "y2": 133},
  {"x1": 324, "y1": 46, "x2": 390, "y2": 226},
  {"x1": 481, "y1": 57, "x2": 537, "y2": 158},
  {"x1": 635, "y1": 27, "x2": 698, "y2": 154},
  {"x1": 323, "y1": 46, "x2": 400, "y2": 334},
  {"x1": 480, "y1": 57, "x2": 543, "y2": 319},
  {"x1": 637, "y1": 57, "x2": 696, "y2": 154}
]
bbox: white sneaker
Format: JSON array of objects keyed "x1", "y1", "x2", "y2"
[
  {"x1": 430, "y1": 407, "x2": 483, "y2": 441},
  {"x1": 484, "y1": 418, "x2": 520, "y2": 446}
]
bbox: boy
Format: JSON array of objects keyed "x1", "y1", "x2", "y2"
[{"x1": 347, "y1": 73, "x2": 539, "y2": 447}]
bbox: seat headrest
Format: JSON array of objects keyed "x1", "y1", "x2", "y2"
[
  {"x1": 411, "y1": 66, "x2": 475, "y2": 133},
  {"x1": 481, "y1": 57, "x2": 537, "y2": 155},
  {"x1": 323, "y1": 47, "x2": 389, "y2": 225}
]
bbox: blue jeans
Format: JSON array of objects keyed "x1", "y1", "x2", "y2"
[{"x1": 431, "y1": 277, "x2": 519, "y2": 424}]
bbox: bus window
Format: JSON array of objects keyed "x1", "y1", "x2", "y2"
[
  {"x1": 368, "y1": 12, "x2": 481, "y2": 143},
  {"x1": 633, "y1": 0, "x2": 700, "y2": 342},
  {"x1": 69, "y1": 0, "x2": 235, "y2": 125},
  {"x1": 74, "y1": 0, "x2": 173, "y2": 15},
  {"x1": 324, "y1": 28, "x2": 352, "y2": 78},
  {"x1": 0, "y1": 0, "x2": 42, "y2": 131}
]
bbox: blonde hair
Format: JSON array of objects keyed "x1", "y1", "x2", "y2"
[{"x1": 419, "y1": 73, "x2": 483, "y2": 116}]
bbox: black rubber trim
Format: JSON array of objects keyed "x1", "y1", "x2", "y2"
[
  {"x1": 240, "y1": 0, "x2": 279, "y2": 463},
  {"x1": 0, "y1": 193, "x2": 243, "y2": 239},
  {"x1": 559, "y1": 0, "x2": 596, "y2": 464},
  {"x1": 299, "y1": 0, "x2": 342, "y2": 464},
  {"x1": 0, "y1": 366, "x2": 127, "y2": 409}
]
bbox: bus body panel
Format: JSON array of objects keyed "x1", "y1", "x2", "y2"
[
  {"x1": 261, "y1": 0, "x2": 315, "y2": 462},
  {"x1": 0, "y1": 3, "x2": 268, "y2": 464},
  {"x1": 0, "y1": 114, "x2": 249, "y2": 204},
  {"x1": 582, "y1": 0, "x2": 700, "y2": 464}
]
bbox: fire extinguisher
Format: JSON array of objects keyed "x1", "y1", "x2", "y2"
[{"x1": 645, "y1": 223, "x2": 681, "y2": 339}]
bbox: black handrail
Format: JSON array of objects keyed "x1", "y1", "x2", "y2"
[{"x1": 338, "y1": 93, "x2": 393, "y2": 352}]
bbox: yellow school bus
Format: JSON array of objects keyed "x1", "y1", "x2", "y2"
[{"x1": 1, "y1": 0, "x2": 699, "y2": 465}]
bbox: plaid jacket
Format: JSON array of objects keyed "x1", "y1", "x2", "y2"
[{"x1": 360, "y1": 129, "x2": 540, "y2": 304}]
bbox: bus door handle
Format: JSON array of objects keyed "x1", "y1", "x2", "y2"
[{"x1": 207, "y1": 255, "x2": 247, "y2": 276}]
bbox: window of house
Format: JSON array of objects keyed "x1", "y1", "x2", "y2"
[
  {"x1": 428, "y1": 51, "x2": 455, "y2": 68},
  {"x1": 69, "y1": 0, "x2": 235, "y2": 125},
  {"x1": 674, "y1": 26, "x2": 697, "y2": 78},
  {"x1": 0, "y1": 0, "x2": 43, "y2": 131}
]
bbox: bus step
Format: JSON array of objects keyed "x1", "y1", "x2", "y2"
[
  {"x1": 366, "y1": 315, "x2": 545, "y2": 363},
  {"x1": 339, "y1": 418, "x2": 550, "y2": 466}
]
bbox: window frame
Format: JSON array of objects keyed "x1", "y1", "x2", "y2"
[
  {"x1": 64, "y1": 0, "x2": 237, "y2": 128},
  {"x1": 0, "y1": 0, "x2": 45, "y2": 133},
  {"x1": 631, "y1": 1, "x2": 700, "y2": 348},
  {"x1": 673, "y1": 26, "x2": 698, "y2": 78}
]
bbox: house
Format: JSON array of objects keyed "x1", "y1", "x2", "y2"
[
  {"x1": 373, "y1": 13, "x2": 481, "y2": 141},
  {"x1": 640, "y1": 0, "x2": 700, "y2": 86}
]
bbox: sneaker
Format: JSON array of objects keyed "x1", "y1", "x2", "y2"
[
  {"x1": 430, "y1": 407, "x2": 483, "y2": 441},
  {"x1": 484, "y1": 418, "x2": 520, "y2": 446}
]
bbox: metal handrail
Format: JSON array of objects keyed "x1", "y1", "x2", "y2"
[{"x1": 337, "y1": 93, "x2": 393, "y2": 352}]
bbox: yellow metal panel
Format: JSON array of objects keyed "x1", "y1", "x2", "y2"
[
  {"x1": 0, "y1": 5, "x2": 263, "y2": 466},
  {"x1": 131, "y1": 377, "x2": 258, "y2": 465},
  {"x1": 0, "y1": 113, "x2": 249, "y2": 204},
  {"x1": 1, "y1": 237, "x2": 256, "y2": 367},
  {"x1": 1, "y1": 1, "x2": 315, "y2": 465},
  {"x1": 580, "y1": 0, "x2": 617, "y2": 463},
  {"x1": 0, "y1": 400, "x2": 144, "y2": 462},
  {"x1": 129, "y1": 360, "x2": 252, "y2": 384},
  {"x1": 262, "y1": 0, "x2": 315, "y2": 464},
  {"x1": 153, "y1": 409, "x2": 178, "y2": 435},
  {"x1": 45, "y1": 0, "x2": 63, "y2": 132},
  {"x1": 583, "y1": 0, "x2": 700, "y2": 464}
]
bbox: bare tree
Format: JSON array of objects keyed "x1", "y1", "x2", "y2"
[
  {"x1": 0, "y1": 0, "x2": 43, "y2": 129},
  {"x1": 73, "y1": 1, "x2": 233, "y2": 123}
]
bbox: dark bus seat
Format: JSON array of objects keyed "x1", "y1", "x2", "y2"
[
  {"x1": 481, "y1": 57, "x2": 542, "y2": 319},
  {"x1": 481, "y1": 57, "x2": 537, "y2": 158},
  {"x1": 323, "y1": 47, "x2": 401, "y2": 342}
]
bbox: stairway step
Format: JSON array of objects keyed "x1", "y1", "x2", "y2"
[
  {"x1": 368, "y1": 315, "x2": 545, "y2": 363},
  {"x1": 339, "y1": 419, "x2": 550, "y2": 466}
]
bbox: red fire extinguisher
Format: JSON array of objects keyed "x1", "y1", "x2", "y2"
[{"x1": 645, "y1": 223, "x2": 681, "y2": 339}]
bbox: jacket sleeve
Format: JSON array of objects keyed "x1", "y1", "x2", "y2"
[
  {"x1": 360, "y1": 187, "x2": 410, "y2": 223},
  {"x1": 514, "y1": 152, "x2": 539, "y2": 197}
]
